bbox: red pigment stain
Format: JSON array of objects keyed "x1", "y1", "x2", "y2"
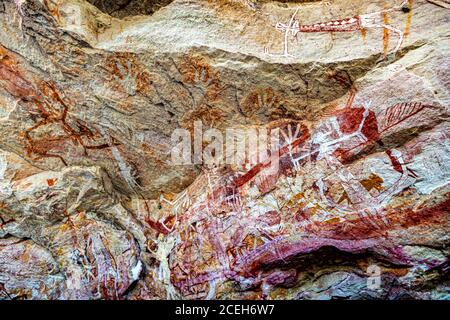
[
  {"x1": 237, "y1": 197, "x2": 450, "y2": 276},
  {"x1": 257, "y1": 210, "x2": 281, "y2": 226},
  {"x1": 360, "y1": 28, "x2": 367, "y2": 42},
  {"x1": 322, "y1": 197, "x2": 450, "y2": 240},
  {"x1": 336, "y1": 106, "x2": 380, "y2": 141}
]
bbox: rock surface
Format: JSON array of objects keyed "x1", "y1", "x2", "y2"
[{"x1": 0, "y1": 0, "x2": 449, "y2": 299}]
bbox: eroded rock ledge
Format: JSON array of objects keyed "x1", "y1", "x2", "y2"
[{"x1": 0, "y1": 0, "x2": 449, "y2": 300}]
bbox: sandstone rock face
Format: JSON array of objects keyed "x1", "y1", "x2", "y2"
[{"x1": 0, "y1": 0, "x2": 449, "y2": 300}]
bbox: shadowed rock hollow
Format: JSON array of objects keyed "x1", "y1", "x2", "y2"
[{"x1": 0, "y1": 0, "x2": 449, "y2": 300}]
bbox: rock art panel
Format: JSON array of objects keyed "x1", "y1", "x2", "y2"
[{"x1": 0, "y1": 0, "x2": 448, "y2": 300}]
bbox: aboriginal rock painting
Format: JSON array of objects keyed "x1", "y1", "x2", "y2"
[
  {"x1": 0, "y1": 0, "x2": 448, "y2": 301},
  {"x1": 426, "y1": 0, "x2": 450, "y2": 9},
  {"x1": 49, "y1": 212, "x2": 141, "y2": 299},
  {"x1": 265, "y1": 1, "x2": 412, "y2": 57},
  {"x1": 140, "y1": 78, "x2": 448, "y2": 299}
]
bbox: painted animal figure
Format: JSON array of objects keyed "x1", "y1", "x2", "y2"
[{"x1": 266, "y1": 1, "x2": 409, "y2": 57}]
